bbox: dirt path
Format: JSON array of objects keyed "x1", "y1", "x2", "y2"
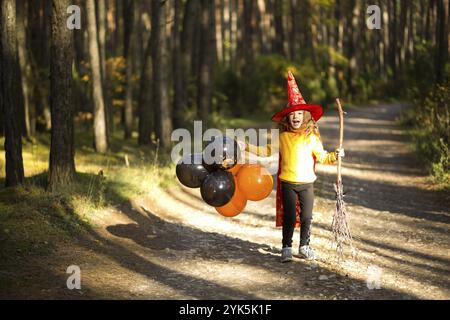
[{"x1": 4, "y1": 103, "x2": 449, "y2": 299}]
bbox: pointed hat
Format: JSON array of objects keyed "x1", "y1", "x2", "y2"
[{"x1": 271, "y1": 71, "x2": 323, "y2": 122}]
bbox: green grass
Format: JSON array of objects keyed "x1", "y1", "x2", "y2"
[
  {"x1": 0, "y1": 128, "x2": 176, "y2": 262},
  {"x1": 399, "y1": 124, "x2": 450, "y2": 190}
]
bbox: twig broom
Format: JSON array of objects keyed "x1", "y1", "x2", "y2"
[{"x1": 332, "y1": 98, "x2": 353, "y2": 259}]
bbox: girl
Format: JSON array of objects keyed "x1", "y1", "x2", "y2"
[{"x1": 242, "y1": 71, "x2": 344, "y2": 262}]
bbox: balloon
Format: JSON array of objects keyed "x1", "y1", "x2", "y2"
[
  {"x1": 203, "y1": 135, "x2": 241, "y2": 171},
  {"x1": 200, "y1": 170, "x2": 235, "y2": 207},
  {"x1": 176, "y1": 153, "x2": 209, "y2": 188},
  {"x1": 237, "y1": 164, "x2": 273, "y2": 201},
  {"x1": 215, "y1": 177, "x2": 247, "y2": 217},
  {"x1": 227, "y1": 163, "x2": 242, "y2": 176}
]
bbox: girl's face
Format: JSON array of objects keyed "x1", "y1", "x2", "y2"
[{"x1": 288, "y1": 110, "x2": 304, "y2": 129}]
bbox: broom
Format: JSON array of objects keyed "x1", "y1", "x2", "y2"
[{"x1": 331, "y1": 98, "x2": 353, "y2": 259}]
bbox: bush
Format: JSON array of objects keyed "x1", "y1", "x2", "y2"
[
  {"x1": 214, "y1": 54, "x2": 334, "y2": 118},
  {"x1": 402, "y1": 81, "x2": 450, "y2": 187}
]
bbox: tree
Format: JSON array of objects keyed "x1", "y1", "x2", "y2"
[
  {"x1": 48, "y1": 0, "x2": 76, "y2": 190},
  {"x1": 273, "y1": 0, "x2": 285, "y2": 55},
  {"x1": 86, "y1": 0, "x2": 108, "y2": 153},
  {"x1": 96, "y1": 0, "x2": 112, "y2": 135},
  {"x1": 180, "y1": 0, "x2": 200, "y2": 116},
  {"x1": 242, "y1": 0, "x2": 257, "y2": 67},
  {"x1": 197, "y1": 0, "x2": 215, "y2": 119},
  {"x1": 17, "y1": 0, "x2": 35, "y2": 139},
  {"x1": 172, "y1": 0, "x2": 185, "y2": 129},
  {"x1": 138, "y1": 2, "x2": 153, "y2": 146},
  {"x1": 151, "y1": 0, "x2": 172, "y2": 148},
  {"x1": 289, "y1": 0, "x2": 298, "y2": 61},
  {"x1": 123, "y1": 0, "x2": 135, "y2": 139},
  {"x1": 1, "y1": 0, "x2": 25, "y2": 187},
  {"x1": 436, "y1": 0, "x2": 449, "y2": 83}
]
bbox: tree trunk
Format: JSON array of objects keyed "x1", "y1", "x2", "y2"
[
  {"x1": 96, "y1": 0, "x2": 112, "y2": 135},
  {"x1": 347, "y1": 0, "x2": 360, "y2": 98},
  {"x1": 436, "y1": 0, "x2": 449, "y2": 83},
  {"x1": 138, "y1": 31, "x2": 153, "y2": 146},
  {"x1": 17, "y1": 0, "x2": 34, "y2": 139},
  {"x1": 48, "y1": 0, "x2": 76, "y2": 190},
  {"x1": 152, "y1": 0, "x2": 172, "y2": 148},
  {"x1": 243, "y1": 0, "x2": 257, "y2": 67},
  {"x1": 181, "y1": 0, "x2": 199, "y2": 79},
  {"x1": 215, "y1": 0, "x2": 223, "y2": 63},
  {"x1": 114, "y1": 0, "x2": 121, "y2": 55},
  {"x1": 197, "y1": 0, "x2": 215, "y2": 119},
  {"x1": 256, "y1": 0, "x2": 269, "y2": 55},
  {"x1": 273, "y1": 0, "x2": 285, "y2": 55},
  {"x1": 398, "y1": 0, "x2": 408, "y2": 73},
  {"x1": 172, "y1": 0, "x2": 185, "y2": 129},
  {"x1": 1, "y1": 0, "x2": 25, "y2": 187},
  {"x1": 86, "y1": 0, "x2": 108, "y2": 153},
  {"x1": 123, "y1": 0, "x2": 135, "y2": 139},
  {"x1": 389, "y1": 0, "x2": 397, "y2": 80},
  {"x1": 96, "y1": 0, "x2": 106, "y2": 84},
  {"x1": 230, "y1": 0, "x2": 237, "y2": 69},
  {"x1": 137, "y1": 2, "x2": 153, "y2": 146},
  {"x1": 290, "y1": 0, "x2": 298, "y2": 61}
]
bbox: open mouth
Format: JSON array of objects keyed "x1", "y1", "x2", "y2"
[{"x1": 292, "y1": 120, "x2": 301, "y2": 126}]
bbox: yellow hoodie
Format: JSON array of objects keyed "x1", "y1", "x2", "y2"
[{"x1": 246, "y1": 131, "x2": 337, "y2": 184}]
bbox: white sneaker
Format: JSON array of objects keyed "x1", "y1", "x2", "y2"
[
  {"x1": 299, "y1": 245, "x2": 316, "y2": 260},
  {"x1": 281, "y1": 247, "x2": 293, "y2": 263}
]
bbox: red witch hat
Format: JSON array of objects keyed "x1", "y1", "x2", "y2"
[{"x1": 271, "y1": 71, "x2": 323, "y2": 122}]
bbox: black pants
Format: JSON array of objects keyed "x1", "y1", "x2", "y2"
[{"x1": 281, "y1": 181, "x2": 314, "y2": 248}]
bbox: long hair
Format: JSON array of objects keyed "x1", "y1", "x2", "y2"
[{"x1": 279, "y1": 110, "x2": 320, "y2": 137}]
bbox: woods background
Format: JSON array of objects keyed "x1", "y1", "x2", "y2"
[
  {"x1": 1, "y1": 0, "x2": 449, "y2": 188},
  {"x1": 0, "y1": 0, "x2": 450, "y2": 301}
]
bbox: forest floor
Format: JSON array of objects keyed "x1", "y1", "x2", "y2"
[{"x1": 1, "y1": 103, "x2": 449, "y2": 299}]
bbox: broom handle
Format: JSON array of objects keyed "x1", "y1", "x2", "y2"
[{"x1": 336, "y1": 98, "x2": 344, "y2": 184}]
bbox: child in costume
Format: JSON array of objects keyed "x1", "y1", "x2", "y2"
[{"x1": 242, "y1": 71, "x2": 344, "y2": 262}]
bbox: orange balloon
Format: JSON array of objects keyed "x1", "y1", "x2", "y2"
[
  {"x1": 227, "y1": 163, "x2": 243, "y2": 176},
  {"x1": 215, "y1": 177, "x2": 247, "y2": 217},
  {"x1": 237, "y1": 164, "x2": 273, "y2": 201}
]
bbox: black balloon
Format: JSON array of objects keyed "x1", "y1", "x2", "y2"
[
  {"x1": 200, "y1": 170, "x2": 235, "y2": 207},
  {"x1": 176, "y1": 153, "x2": 209, "y2": 188},
  {"x1": 202, "y1": 135, "x2": 241, "y2": 171}
]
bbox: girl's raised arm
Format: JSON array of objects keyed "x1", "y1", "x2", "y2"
[
  {"x1": 311, "y1": 134, "x2": 338, "y2": 165},
  {"x1": 238, "y1": 141, "x2": 273, "y2": 158}
]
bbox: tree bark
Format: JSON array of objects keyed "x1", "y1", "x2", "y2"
[
  {"x1": 388, "y1": 0, "x2": 397, "y2": 80},
  {"x1": 197, "y1": 0, "x2": 215, "y2": 119},
  {"x1": 17, "y1": 0, "x2": 34, "y2": 139},
  {"x1": 1, "y1": 0, "x2": 25, "y2": 187},
  {"x1": 347, "y1": 0, "x2": 360, "y2": 97},
  {"x1": 290, "y1": 0, "x2": 298, "y2": 61},
  {"x1": 172, "y1": 0, "x2": 185, "y2": 129},
  {"x1": 273, "y1": 0, "x2": 285, "y2": 55},
  {"x1": 243, "y1": 0, "x2": 257, "y2": 67},
  {"x1": 123, "y1": 0, "x2": 135, "y2": 139},
  {"x1": 137, "y1": 2, "x2": 153, "y2": 146},
  {"x1": 215, "y1": 0, "x2": 223, "y2": 63},
  {"x1": 152, "y1": 0, "x2": 172, "y2": 148},
  {"x1": 398, "y1": 0, "x2": 408, "y2": 72},
  {"x1": 48, "y1": 0, "x2": 76, "y2": 190},
  {"x1": 230, "y1": 0, "x2": 237, "y2": 69},
  {"x1": 96, "y1": 0, "x2": 106, "y2": 84},
  {"x1": 86, "y1": 0, "x2": 108, "y2": 153},
  {"x1": 181, "y1": 0, "x2": 199, "y2": 79},
  {"x1": 96, "y1": 0, "x2": 112, "y2": 135},
  {"x1": 256, "y1": 0, "x2": 269, "y2": 55},
  {"x1": 436, "y1": 0, "x2": 449, "y2": 83}
]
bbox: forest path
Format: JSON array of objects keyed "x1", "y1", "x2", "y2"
[{"x1": 6, "y1": 103, "x2": 449, "y2": 299}]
